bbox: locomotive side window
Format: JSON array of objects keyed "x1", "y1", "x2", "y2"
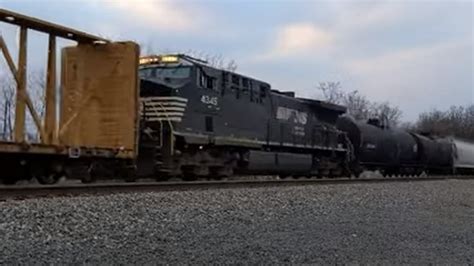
[
  {"x1": 231, "y1": 86, "x2": 240, "y2": 99},
  {"x1": 232, "y1": 74, "x2": 240, "y2": 86},
  {"x1": 259, "y1": 85, "x2": 268, "y2": 103},
  {"x1": 249, "y1": 80, "x2": 255, "y2": 102},
  {"x1": 198, "y1": 68, "x2": 216, "y2": 90},
  {"x1": 206, "y1": 77, "x2": 215, "y2": 90},
  {"x1": 242, "y1": 78, "x2": 249, "y2": 88},
  {"x1": 221, "y1": 72, "x2": 229, "y2": 95},
  {"x1": 260, "y1": 85, "x2": 267, "y2": 98}
]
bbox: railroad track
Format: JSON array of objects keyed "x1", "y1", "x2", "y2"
[{"x1": 1, "y1": 175, "x2": 473, "y2": 201}]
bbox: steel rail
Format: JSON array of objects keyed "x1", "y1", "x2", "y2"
[{"x1": 1, "y1": 176, "x2": 473, "y2": 201}]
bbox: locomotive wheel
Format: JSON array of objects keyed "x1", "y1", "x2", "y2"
[
  {"x1": 156, "y1": 175, "x2": 172, "y2": 182},
  {"x1": 122, "y1": 168, "x2": 137, "y2": 183},
  {"x1": 182, "y1": 165, "x2": 198, "y2": 181},
  {"x1": 115, "y1": 163, "x2": 137, "y2": 183},
  {"x1": 183, "y1": 175, "x2": 198, "y2": 181},
  {"x1": 209, "y1": 166, "x2": 224, "y2": 180}
]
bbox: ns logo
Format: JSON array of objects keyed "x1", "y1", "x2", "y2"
[{"x1": 276, "y1": 106, "x2": 308, "y2": 125}]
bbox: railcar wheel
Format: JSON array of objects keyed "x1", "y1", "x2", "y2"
[
  {"x1": 35, "y1": 162, "x2": 64, "y2": 185},
  {"x1": 80, "y1": 163, "x2": 99, "y2": 184},
  {"x1": 37, "y1": 173, "x2": 61, "y2": 185}
]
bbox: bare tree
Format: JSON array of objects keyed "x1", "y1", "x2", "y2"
[
  {"x1": 415, "y1": 104, "x2": 474, "y2": 140},
  {"x1": 317, "y1": 82, "x2": 344, "y2": 105},
  {"x1": 316, "y1": 82, "x2": 403, "y2": 126},
  {"x1": 0, "y1": 70, "x2": 46, "y2": 142},
  {"x1": 183, "y1": 49, "x2": 238, "y2": 72},
  {"x1": 371, "y1": 102, "x2": 403, "y2": 127},
  {"x1": 0, "y1": 76, "x2": 15, "y2": 140},
  {"x1": 343, "y1": 90, "x2": 372, "y2": 121}
]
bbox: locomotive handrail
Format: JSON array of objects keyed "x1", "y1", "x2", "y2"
[{"x1": 141, "y1": 99, "x2": 177, "y2": 154}]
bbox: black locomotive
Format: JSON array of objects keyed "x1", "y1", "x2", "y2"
[{"x1": 137, "y1": 55, "x2": 351, "y2": 180}]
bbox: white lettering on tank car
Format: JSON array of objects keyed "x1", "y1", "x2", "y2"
[{"x1": 276, "y1": 106, "x2": 308, "y2": 125}]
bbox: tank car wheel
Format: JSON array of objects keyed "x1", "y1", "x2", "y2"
[{"x1": 320, "y1": 169, "x2": 330, "y2": 178}]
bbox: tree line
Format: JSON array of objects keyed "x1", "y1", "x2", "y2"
[{"x1": 316, "y1": 81, "x2": 473, "y2": 141}]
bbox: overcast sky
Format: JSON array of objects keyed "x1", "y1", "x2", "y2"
[{"x1": 0, "y1": 0, "x2": 472, "y2": 121}]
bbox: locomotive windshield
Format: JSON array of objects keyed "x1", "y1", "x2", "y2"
[
  {"x1": 139, "y1": 66, "x2": 191, "y2": 80},
  {"x1": 139, "y1": 65, "x2": 192, "y2": 88}
]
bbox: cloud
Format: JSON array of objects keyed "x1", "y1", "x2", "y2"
[
  {"x1": 259, "y1": 23, "x2": 333, "y2": 60},
  {"x1": 85, "y1": 0, "x2": 205, "y2": 32},
  {"x1": 257, "y1": 1, "x2": 428, "y2": 62},
  {"x1": 256, "y1": 2, "x2": 406, "y2": 61},
  {"x1": 330, "y1": 1, "x2": 407, "y2": 33},
  {"x1": 343, "y1": 40, "x2": 473, "y2": 120}
]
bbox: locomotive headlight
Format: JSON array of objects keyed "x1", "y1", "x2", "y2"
[
  {"x1": 160, "y1": 55, "x2": 179, "y2": 63},
  {"x1": 139, "y1": 55, "x2": 180, "y2": 65},
  {"x1": 139, "y1": 56, "x2": 160, "y2": 65}
]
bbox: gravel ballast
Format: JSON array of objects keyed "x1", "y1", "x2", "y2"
[{"x1": 1, "y1": 179, "x2": 473, "y2": 264}]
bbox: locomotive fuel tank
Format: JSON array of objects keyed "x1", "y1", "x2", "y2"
[{"x1": 246, "y1": 150, "x2": 313, "y2": 174}]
